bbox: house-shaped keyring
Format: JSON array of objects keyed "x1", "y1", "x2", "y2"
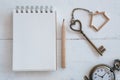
[{"x1": 89, "y1": 11, "x2": 110, "y2": 32}]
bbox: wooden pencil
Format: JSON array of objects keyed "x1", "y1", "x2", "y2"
[{"x1": 61, "y1": 19, "x2": 66, "y2": 68}]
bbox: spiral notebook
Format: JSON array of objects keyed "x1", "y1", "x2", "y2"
[{"x1": 13, "y1": 6, "x2": 57, "y2": 71}]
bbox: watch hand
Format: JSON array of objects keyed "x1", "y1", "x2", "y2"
[
  {"x1": 102, "y1": 73, "x2": 106, "y2": 78},
  {"x1": 97, "y1": 75, "x2": 103, "y2": 78},
  {"x1": 103, "y1": 73, "x2": 106, "y2": 77}
]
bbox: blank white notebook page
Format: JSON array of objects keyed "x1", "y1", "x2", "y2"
[{"x1": 13, "y1": 6, "x2": 56, "y2": 71}]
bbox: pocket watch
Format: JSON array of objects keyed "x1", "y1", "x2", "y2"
[{"x1": 84, "y1": 59, "x2": 120, "y2": 80}]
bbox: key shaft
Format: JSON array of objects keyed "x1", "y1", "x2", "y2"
[{"x1": 81, "y1": 31, "x2": 103, "y2": 56}]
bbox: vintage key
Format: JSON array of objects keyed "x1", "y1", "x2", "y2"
[{"x1": 70, "y1": 20, "x2": 106, "y2": 56}]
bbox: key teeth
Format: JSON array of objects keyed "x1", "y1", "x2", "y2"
[
  {"x1": 98, "y1": 46, "x2": 106, "y2": 53},
  {"x1": 98, "y1": 45, "x2": 103, "y2": 49},
  {"x1": 101, "y1": 48, "x2": 106, "y2": 53}
]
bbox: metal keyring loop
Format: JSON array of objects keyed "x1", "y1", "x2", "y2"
[{"x1": 70, "y1": 8, "x2": 93, "y2": 23}]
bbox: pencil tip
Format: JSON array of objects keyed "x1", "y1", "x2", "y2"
[{"x1": 63, "y1": 19, "x2": 65, "y2": 22}]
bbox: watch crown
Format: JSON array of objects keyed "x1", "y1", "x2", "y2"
[
  {"x1": 84, "y1": 76, "x2": 89, "y2": 80},
  {"x1": 114, "y1": 59, "x2": 120, "y2": 71}
]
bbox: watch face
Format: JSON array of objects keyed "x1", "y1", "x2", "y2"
[{"x1": 90, "y1": 65, "x2": 115, "y2": 80}]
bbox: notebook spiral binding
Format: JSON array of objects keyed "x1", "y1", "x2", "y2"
[{"x1": 16, "y1": 6, "x2": 53, "y2": 13}]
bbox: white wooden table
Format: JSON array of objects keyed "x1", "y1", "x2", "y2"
[{"x1": 0, "y1": 0, "x2": 120, "y2": 80}]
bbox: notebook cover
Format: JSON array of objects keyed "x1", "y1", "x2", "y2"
[{"x1": 13, "y1": 8, "x2": 57, "y2": 71}]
